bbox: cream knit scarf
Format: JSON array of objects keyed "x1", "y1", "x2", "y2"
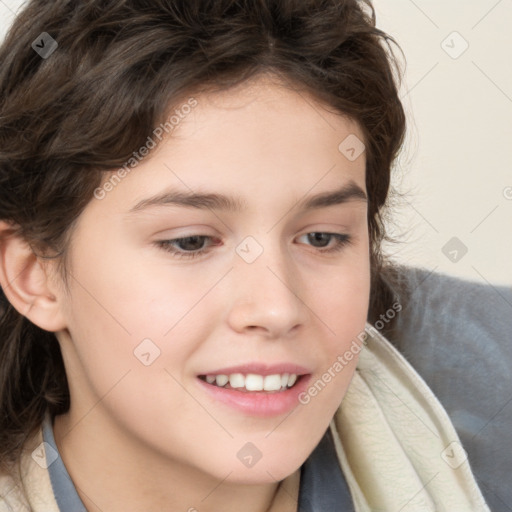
[{"x1": 328, "y1": 324, "x2": 490, "y2": 511}]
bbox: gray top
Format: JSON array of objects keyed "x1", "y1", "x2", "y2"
[{"x1": 42, "y1": 413, "x2": 87, "y2": 512}]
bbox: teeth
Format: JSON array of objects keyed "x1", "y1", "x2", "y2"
[
  {"x1": 229, "y1": 373, "x2": 245, "y2": 388},
  {"x1": 215, "y1": 375, "x2": 229, "y2": 387},
  {"x1": 204, "y1": 373, "x2": 299, "y2": 391},
  {"x1": 263, "y1": 374, "x2": 283, "y2": 391},
  {"x1": 245, "y1": 374, "x2": 263, "y2": 391}
]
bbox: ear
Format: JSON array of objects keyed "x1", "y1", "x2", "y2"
[{"x1": 0, "y1": 221, "x2": 67, "y2": 332}]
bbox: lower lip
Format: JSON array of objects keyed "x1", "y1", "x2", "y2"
[{"x1": 196, "y1": 375, "x2": 312, "y2": 418}]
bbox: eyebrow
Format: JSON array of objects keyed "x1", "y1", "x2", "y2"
[{"x1": 127, "y1": 181, "x2": 367, "y2": 215}]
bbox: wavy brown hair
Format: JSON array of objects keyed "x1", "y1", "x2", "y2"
[{"x1": 0, "y1": 0, "x2": 406, "y2": 473}]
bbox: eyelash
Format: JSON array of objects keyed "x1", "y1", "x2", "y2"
[{"x1": 154, "y1": 232, "x2": 352, "y2": 260}]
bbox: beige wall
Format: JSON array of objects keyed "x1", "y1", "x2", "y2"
[
  {"x1": 1, "y1": 0, "x2": 510, "y2": 285},
  {"x1": 374, "y1": 0, "x2": 512, "y2": 286}
]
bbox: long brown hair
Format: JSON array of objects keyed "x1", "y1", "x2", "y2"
[{"x1": 0, "y1": 0, "x2": 406, "y2": 473}]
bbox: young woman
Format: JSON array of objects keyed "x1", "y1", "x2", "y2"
[{"x1": 0, "y1": 1, "x2": 490, "y2": 510}]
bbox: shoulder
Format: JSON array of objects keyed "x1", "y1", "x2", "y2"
[{"x1": 387, "y1": 265, "x2": 512, "y2": 510}]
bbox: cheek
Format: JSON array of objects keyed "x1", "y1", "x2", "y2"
[
  {"x1": 315, "y1": 239, "x2": 371, "y2": 335},
  {"x1": 60, "y1": 228, "x2": 235, "y2": 408},
  {"x1": 66, "y1": 232, "x2": 216, "y2": 340},
  {"x1": 309, "y1": 245, "x2": 371, "y2": 403},
  {"x1": 59, "y1": 268, "x2": 211, "y2": 451}
]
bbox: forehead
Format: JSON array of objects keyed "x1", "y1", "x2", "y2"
[
  {"x1": 87, "y1": 74, "x2": 367, "y2": 220},
  {"x1": 179, "y1": 73, "x2": 365, "y2": 146},
  {"x1": 151, "y1": 76, "x2": 365, "y2": 182}
]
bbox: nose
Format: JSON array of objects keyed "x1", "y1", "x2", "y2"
[{"x1": 226, "y1": 240, "x2": 306, "y2": 339}]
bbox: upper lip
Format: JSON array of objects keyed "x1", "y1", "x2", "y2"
[{"x1": 199, "y1": 362, "x2": 312, "y2": 376}]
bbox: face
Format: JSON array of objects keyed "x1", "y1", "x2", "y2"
[{"x1": 53, "y1": 74, "x2": 370, "y2": 484}]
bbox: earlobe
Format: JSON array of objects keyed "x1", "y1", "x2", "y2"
[{"x1": 0, "y1": 221, "x2": 67, "y2": 332}]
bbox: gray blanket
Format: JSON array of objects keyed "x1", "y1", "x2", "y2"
[{"x1": 389, "y1": 266, "x2": 512, "y2": 511}]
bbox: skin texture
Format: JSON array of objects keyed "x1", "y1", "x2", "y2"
[{"x1": 0, "y1": 75, "x2": 370, "y2": 511}]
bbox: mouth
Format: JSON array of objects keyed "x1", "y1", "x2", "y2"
[
  {"x1": 197, "y1": 372, "x2": 306, "y2": 393},
  {"x1": 195, "y1": 363, "x2": 312, "y2": 416}
]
